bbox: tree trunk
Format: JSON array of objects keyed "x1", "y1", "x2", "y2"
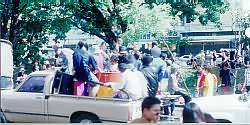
[
  {"x1": 9, "y1": 0, "x2": 21, "y2": 50},
  {"x1": 0, "y1": 0, "x2": 10, "y2": 40}
]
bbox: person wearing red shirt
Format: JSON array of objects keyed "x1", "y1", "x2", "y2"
[{"x1": 196, "y1": 65, "x2": 206, "y2": 97}]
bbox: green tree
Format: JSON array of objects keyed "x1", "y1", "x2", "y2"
[
  {"x1": 118, "y1": 2, "x2": 180, "y2": 45},
  {"x1": 145, "y1": 0, "x2": 230, "y2": 28},
  {"x1": 0, "y1": 0, "x2": 72, "y2": 72}
]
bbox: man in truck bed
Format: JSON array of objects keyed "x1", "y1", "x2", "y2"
[{"x1": 73, "y1": 41, "x2": 99, "y2": 97}]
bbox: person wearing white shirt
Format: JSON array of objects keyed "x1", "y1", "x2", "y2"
[{"x1": 108, "y1": 63, "x2": 148, "y2": 99}]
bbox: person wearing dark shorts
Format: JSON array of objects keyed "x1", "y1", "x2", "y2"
[{"x1": 219, "y1": 63, "x2": 235, "y2": 94}]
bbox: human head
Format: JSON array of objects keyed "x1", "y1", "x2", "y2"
[
  {"x1": 78, "y1": 41, "x2": 85, "y2": 49},
  {"x1": 133, "y1": 44, "x2": 140, "y2": 51},
  {"x1": 52, "y1": 45, "x2": 61, "y2": 57},
  {"x1": 205, "y1": 66, "x2": 213, "y2": 73},
  {"x1": 197, "y1": 64, "x2": 204, "y2": 72},
  {"x1": 223, "y1": 62, "x2": 229, "y2": 69},
  {"x1": 141, "y1": 96, "x2": 161, "y2": 122},
  {"x1": 116, "y1": 37, "x2": 123, "y2": 45},
  {"x1": 100, "y1": 41, "x2": 107, "y2": 50},
  {"x1": 152, "y1": 42, "x2": 157, "y2": 48},
  {"x1": 141, "y1": 54, "x2": 153, "y2": 66},
  {"x1": 119, "y1": 46, "x2": 128, "y2": 55},
  {"x1": 151, "y1": 47, "x2": 161, "y2": 58},
  {"x1": 134, "y1": 53, "x2": 140, "y2": 60},
  {"x1": 56, "y1": 49, "x2": 63, "y2": 56},
  {"x1": 20, "y1": 66, "x2": 25, "y2": 73},
  {"x1": 171, "y1": 66, "x2": 178, "y2": 74},
  {"x1": 52, "y1": 45, "x2": 59, "y2": 52},
  {"x1": 160, "y1": 53, "x2": 167, "y2": 60},
  {"x1": 118, "y1": 63, "x2": 128, "y2": 73},
  {"x1": 246, "y1": 63, "x2": 250, "y2": 69},
  {"x1": 35, "y1": 60, "x2": 39, "y2": 65},
  {"x1": 183, "y1": 102, "x2": 205, "y2": 123},
  {"x1": 111, "y1": 54, "x2": 119, "y2": 64}
]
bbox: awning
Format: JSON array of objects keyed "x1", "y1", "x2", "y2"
[{"x1": 190, "y1": 39, "x2": 231, "y2": 43}]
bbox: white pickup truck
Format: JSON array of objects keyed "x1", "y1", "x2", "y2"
[
  {"x1": 193, "y1": 94, "x2": 250, "y2": 123},
  {"x1": 1, "y1": 70, "x2": 143, "y2": 123}
]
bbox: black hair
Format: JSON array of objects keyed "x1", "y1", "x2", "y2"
[
  {"x1": 224, "y1": 62, "x2": 229, "y2": 67},
  {"x1": 134, "y1": 53, "x2": 140, "y2": 60},
  {"x1": 183, "y1": 102, "x2": 205, "y2": 123},
  {"x1": 78, "y1": 41, "x2": 84, "y2": 49},
  {"x1": 141, "y1": 54, "x2": 153, "y2": 66},
  {"x1": 160, "y1": 53, "x2": 167, "y2": 60},
  {"x1": 141, "y1": 97, "x2": 161, "y2": 113},
  {"x1": 118, "y1": 63, "x2": 128, "y2": 72},
  {"x1": 118, "y1": 55, "x2": 129, "y2": 64},
  {"x1": 152, "y1": 42, "x2": 157, "y2": 48},
  {"x1": 83, "y1": 43, "x2": 89, "y2": 51},
  {"x1": 111, "y1": 54, "x2": 119, "y2": 62}
]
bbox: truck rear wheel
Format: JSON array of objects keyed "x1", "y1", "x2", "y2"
[{"x1": 71, "y1": 113, "x2": 101, "y2": 123}]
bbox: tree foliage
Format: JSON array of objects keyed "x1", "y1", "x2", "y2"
[
  {"x1": 0, "y1": 1, "x2": 72, "y2": 71},
  {"x1": 15, "y1": 3, "x2": 72, "y2": 69},
  {"x1": 0, "y1": 0, "x2": 230, "y2": 72},
  {"x1": 145, "y1": 0, "x2": 230, "y2": 28},
  {"x1": 118, "y1": 2, "x2": 180, "y2": 45}
]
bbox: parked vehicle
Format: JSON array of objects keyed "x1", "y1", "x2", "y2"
[
  {"x1": 0, "y1": 39, "x2": 14, "y2": 90},
  {"x1": 192, "y1": 94, "x2": 250, "y2": 123},
  {"x1": 0, "y1": 70, "x2": 143, "y2": 123},
  {"x1": 178, "y1": 55, "x2": 191, "y2": 62}
]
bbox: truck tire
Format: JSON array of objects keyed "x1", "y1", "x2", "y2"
[
  {"x1": 0, "y1": 110, "x2": 8, "y2": 123},
  {"x1": 71, "y1": 113, "x2": 101, "y2": 123}
]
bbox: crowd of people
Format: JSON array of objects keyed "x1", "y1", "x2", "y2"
[
  {"x1": 188, "y1": 49, "x2": 245, "y2": 69},
  {"x1": 34, "y1": 39, "x2": 191, "y2": 101},
  {"x1": 18, "y1": 38, "x2": 250, "y2": 123},
  {"x1": 188, "y1": 47, "x2": 250, "y2": 96}
]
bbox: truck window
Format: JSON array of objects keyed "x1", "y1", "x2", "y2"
[
  {"x1": 17, "y1": 76, "x2": 46, "y2": 93},
  {"x1": 1, "y1": 76, "x2": 13, "y2": 89}
]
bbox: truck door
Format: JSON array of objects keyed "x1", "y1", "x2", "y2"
[{"x1": 4, "y1": 76, "x2": 47, "y2": 122}]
